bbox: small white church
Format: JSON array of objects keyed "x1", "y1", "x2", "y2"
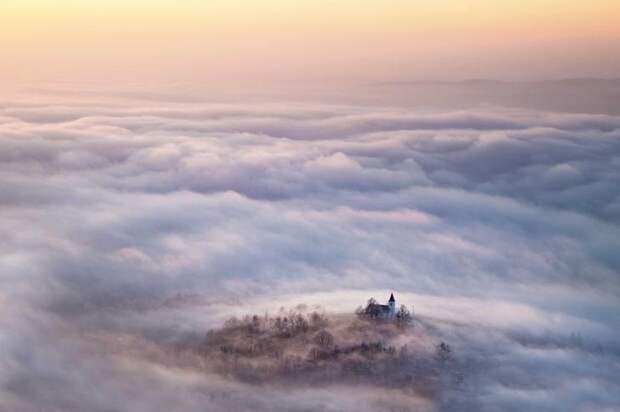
[{"x1": 365, "y1": 292, "x2": 397, "y2": 319}]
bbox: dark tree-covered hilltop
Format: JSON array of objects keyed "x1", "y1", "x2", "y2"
[{"x1": 197, "y1": 307, "x2": 457, "y2": 399}]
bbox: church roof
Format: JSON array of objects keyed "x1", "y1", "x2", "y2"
[
  {"x1": 389, "y1": 293, "x2": 395, "y2": 302},
  {"x1": 367, "y1": 303, "x2": 391, "y2": 314}
]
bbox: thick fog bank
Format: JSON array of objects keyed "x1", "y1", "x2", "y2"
[{"x1": 1, "y1": 94, "x2": 619, "y2": 411}]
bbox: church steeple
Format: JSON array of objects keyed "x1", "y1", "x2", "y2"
[{"x1": 388, "y1": 292, "x2": 396, "y2": 317}]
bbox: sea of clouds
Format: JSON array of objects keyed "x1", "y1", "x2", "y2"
[{"x1": 1, "y1": 88, "x2": 619, "y2": 411}]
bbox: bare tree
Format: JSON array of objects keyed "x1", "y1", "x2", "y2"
[
  {"x1": 291, "y1": 313, "x2": 309, "y2": 334},
  {"x1": 357, "y1": 298, "x2": 379, "y2": 320},
  {"x1": 435, "y1": 342, "x2": 452, "y2": 362},
  {"x1": 395, "y1": 305, "x2": 413, "y2": 327},
  {"x1": 251, "y1": 315, "x2": 261, "y2": 333},
  {"x1": 313, "y1": 329, "x2": 335, "y2": 348}
]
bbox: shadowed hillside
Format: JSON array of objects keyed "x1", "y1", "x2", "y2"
[{"x1": 196, "y1": 307, "x2": 458, "y2": 400}]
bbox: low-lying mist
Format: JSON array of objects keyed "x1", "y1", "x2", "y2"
[{"x1": 1, "y1": 89, "x2": 619, "y2": 411}]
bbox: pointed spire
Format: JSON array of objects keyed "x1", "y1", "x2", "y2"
[{"x1": 389, "y1": 292, "x2": 395, "y2": 302}]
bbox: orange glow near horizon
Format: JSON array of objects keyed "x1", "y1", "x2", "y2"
[{"x1": 1, "y1": 0, "x2": 619, "y2": 86}]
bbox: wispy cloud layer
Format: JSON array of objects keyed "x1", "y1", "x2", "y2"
[{"x1": 1, "y1": 94, "x2": 619, "y2": 411}]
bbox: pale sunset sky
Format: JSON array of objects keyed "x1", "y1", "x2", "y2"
[{"x1": 1, "y1": 0, "x2": 619, "y2": 86}]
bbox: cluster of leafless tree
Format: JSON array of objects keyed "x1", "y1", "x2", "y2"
[
  {"x1": 196, "y1": 307, "x2": 455, "y2": 398},
  {"x1": 206, "y1": 310, "x2": 329, "y2": 358}
]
